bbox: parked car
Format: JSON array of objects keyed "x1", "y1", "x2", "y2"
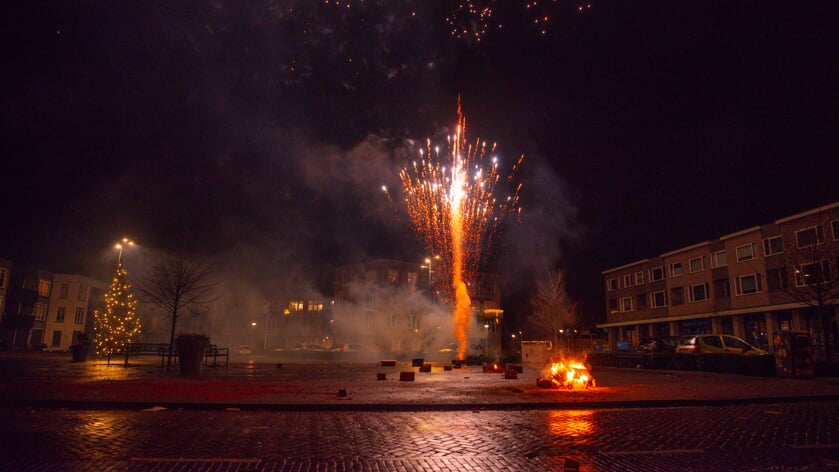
[
  {"x1": 293, "y1": 343, "x2": 328, "y2": 352},
  {"x1": 330, "y1": 343, "x2": 369, "y2": 352},
  {"x1": 636, "y1": 336, "x2": 680, "y2": 353},
  {"x1": 676, "y1": 334, "x2": 767, "y2": 355}
]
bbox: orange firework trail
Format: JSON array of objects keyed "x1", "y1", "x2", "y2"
[{"x1": 399, "y1": 100, "x2": 523, "y2": 360}]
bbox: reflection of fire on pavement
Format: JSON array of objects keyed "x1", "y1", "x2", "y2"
[{"x1": 537, "y1": 358, "x2": 595, "y2": 389}]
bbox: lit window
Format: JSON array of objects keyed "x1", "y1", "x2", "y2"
[
  {"x1": 689, "y1": 283, "x2": 710, "y2": 302},
  {"x1": 735, "y1": 274, "x2": 763, "y2": 295},
  {"x1": 387, "y1": 270, "x2": 398, "y2": 283},
  {"x1": 307, "y1": 301, "x2": 323, "y2": 311},
  {"x1": 736, "y1": 243, "x2": 757, "y2": 262},
  {"x1": 763, "y1": 236, "x2": 784, "y2": 256},
  {"x1": 407, "y1": 272, "x2": 417, "y2": 284},
  {"x1": 289, "y1": 300, "x2": 304, "y2": 311},
  {"x1": 38, "y1": 280, "x2": 51, "y2": 297},
  {"x1": 689, "y1": 256, "x2": 707, "y2": 273}
]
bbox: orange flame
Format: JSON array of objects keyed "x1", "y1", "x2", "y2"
[{"x1": 539, "y1": 357, "x2": 595, "y2": 389}]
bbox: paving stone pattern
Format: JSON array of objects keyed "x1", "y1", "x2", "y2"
[{"x1": 1, "y1": 401, "x2": 838, "y2": 471}]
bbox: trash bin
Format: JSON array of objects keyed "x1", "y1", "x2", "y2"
[{"x1": 773, "y1": 331, "x2": 814, "y2": 378}]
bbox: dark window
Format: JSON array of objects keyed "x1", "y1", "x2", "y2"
[
  {"x1": 722, "y1": 336, "x2": 748, "y2": 350},
  {"x1": 713, "y1": 279, "x2": 730, "y2": 298},
  {"x1": 51, "y1": 331, "x2": 62, "y2": 347},
  {"x1": 796, "y1": 225, "x2": 824, "y2": 248},
  {"x1": 766, "y1": 267, "x2": 788, "y2": 291},
  {"x1": 670, "y1": 287, "x2": 684, "y2": 305},
  {"x1": 636, "y1": 293, "x2": 647, "y2": 310},
  {"x1": 702, "y1": 335, "x2": 722, "y2": 348}
]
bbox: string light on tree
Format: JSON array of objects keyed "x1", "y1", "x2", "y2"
[{"x1": 93, "y1": 239, "x2": 141, "y2": 356}]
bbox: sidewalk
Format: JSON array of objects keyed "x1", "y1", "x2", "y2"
[{"x1": 1, "y1": 352, "x2": 837, "y2": 411}]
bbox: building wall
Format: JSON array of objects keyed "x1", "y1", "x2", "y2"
[
  {"x1": 44, "y1": 274, "x2": 106, "y2": 352},
  {"x1": 599, "y1": 202, "x2": 839, "y2": 359}
]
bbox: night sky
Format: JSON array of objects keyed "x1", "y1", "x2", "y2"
[{"x1": 3, "y1": 1, "x2": 838, "y2": 328}]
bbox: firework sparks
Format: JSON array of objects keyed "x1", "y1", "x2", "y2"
[{"x1": 399, "y1": 99, "x2": 522, "y2": 360}]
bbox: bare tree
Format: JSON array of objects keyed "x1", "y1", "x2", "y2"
[
  {"x1": 135, "y1": 252, "x2": 218, "y2": 366},
  {"x1": 529, "y1": 270, "x2": 580, "y2": 350},
  {"x1": 774, "y1": 212, "x2": 839, "y2": 361}
]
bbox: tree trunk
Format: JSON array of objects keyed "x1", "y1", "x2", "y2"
[{"x1": 167, "y1": 306, "x2": 178, "y2": 367}]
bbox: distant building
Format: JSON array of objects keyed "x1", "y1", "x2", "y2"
[
  {"x1": 44, "y1": 274, "x2": 106, "y2": 352},
  {"x1": 1, "y1": 268, "x2": 53, "y2": 350},
  {"x1": 333, "y1": 259, "x2": 504, "y2": 357},
  {"x1": 599, "y1": 202, "x2": 839, "y2": 359},
  {"x1": 0, "y1": 264, "x2": 105, "y2": 351}
]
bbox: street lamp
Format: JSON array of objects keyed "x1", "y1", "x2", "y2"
[
  {"x1": 420, "y1": 255, "x2": 441, "y2": 285},
  {"x1": 250, "y1": 322, "x2": 257, "y2": 352},
  {"x1": 484, "y1": 323, "x2": 490, "y2": 355},
  {"x1": 114, "y1": 238, "x2": 135, "y2": 265}
]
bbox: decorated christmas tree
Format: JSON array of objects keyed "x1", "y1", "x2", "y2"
[{"x1": 94, "y1": 262, "x2": 141, "y2": 356}]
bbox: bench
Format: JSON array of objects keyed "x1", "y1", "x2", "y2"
[
  {"x1": 105, "y1": 343, "x2": 171, "y2": 366},
  {"x1": 108, "y1": 342, "x2": 229, "y2": 368},
  {"x1": 205, "y1": 344, "x2": 229, "y2": 367}
]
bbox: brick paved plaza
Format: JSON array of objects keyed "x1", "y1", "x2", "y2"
[{"x1": 1, "y1": 352, "x2": 838, "y2": 471}]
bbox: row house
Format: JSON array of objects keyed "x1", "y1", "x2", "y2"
[
  {"x1": 44, "y1": 274, "x2": 106, "y2": 351},
  {"x1": 599, "y1": 202, "x2": 839, "y2": 358},
  {"x1": 0, "y1": 263, "x2": 105, "y2": 351}
]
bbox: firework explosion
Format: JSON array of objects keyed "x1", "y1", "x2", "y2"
[{"x1": 398, "y1": 100, "x2": 522, "y2": 359}]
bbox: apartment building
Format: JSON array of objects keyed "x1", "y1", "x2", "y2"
[
  {"x1": 44, "y1": 274, "x2": 106, "y2": 352},
  {"x1": 599, "y1": 202, "x2": 839, "y2": 358}
]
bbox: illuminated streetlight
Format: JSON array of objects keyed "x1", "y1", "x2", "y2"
[
  {"x1": 250, "y1": 322, "x2": 257, "y2": 353},
  {"x1": 420, "y1": 255, "x2": 441, "y2": 286},
  {"x1": 114, "y1": 238, "x2": 135, "y2": 265}
]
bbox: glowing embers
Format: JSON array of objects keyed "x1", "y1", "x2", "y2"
[{"x1": 537, "y1": 358, "x2": 595, "y2": 389}]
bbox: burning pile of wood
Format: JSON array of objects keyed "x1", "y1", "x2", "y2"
[{"x1": 537, "y1": 359, "x2": 595, "y2": 389}]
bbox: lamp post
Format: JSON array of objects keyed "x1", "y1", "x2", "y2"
[
  {"x1": 114, "y1": 238, "x2": 135, "y2": 265},
  {"x1": 420, "y1": 255, "x2": 440, "y2": 286},
  {"x1": 250, "y1": 322, "x2": 257, "y2": 353},
  {"x1": 484, "y1": 323, "x2": 490, "y2": 356}
]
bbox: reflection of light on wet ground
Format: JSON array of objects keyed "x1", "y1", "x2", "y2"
[
  {"x1": 76, "y1": 411, "x2": 124, "y2": 447},
  {"x1": 547, "y1": 410, "x2": 594, "y2": 443}
]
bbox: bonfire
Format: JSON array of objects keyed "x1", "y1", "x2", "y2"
[{"x1": 537, "y1": 357, "x2": 595, "y2": 389}]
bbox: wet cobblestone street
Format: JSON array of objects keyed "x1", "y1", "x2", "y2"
[{"x1": 2, "y1": 401, "x2": 838, "y2": 471}]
